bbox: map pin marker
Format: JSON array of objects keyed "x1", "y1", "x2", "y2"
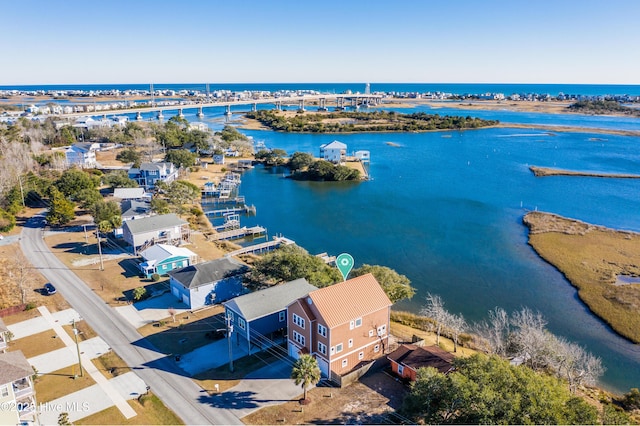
[{"x1": 336, "y1": 253, "x2": 354, "y2": 281}]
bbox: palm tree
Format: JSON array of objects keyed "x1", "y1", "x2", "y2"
[{"x1": 290, "y1": 354, "x2": 321, "y2": 403}]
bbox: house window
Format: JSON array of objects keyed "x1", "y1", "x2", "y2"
[
  {"x1": 355, "y1": 317, "x2": 362, "y2": 328},
  {"x1": 358, "y1": 351, "x2": 364, "y2": 360},
  {"x1": 172, "y1": 262, "x2": 177, "y2": 268},
  {"x1": 369, "y1": 330, "x2": 374, "y2": 337},
  {"x1": 0, "y1": 385, "x2": 8, "y2": 397},
  {"x1": 377, "y1": 324, "x2": 387, "y2": 336},
  {"x1": 238, "y1": 318, "x2": 246, "y2": 330},
  {"x1": 318, "y1": 342, "x2": 327, "y2": 355},
  {"x1": 398, "y1": 365, "x2": 405, "y2": 376},
  {"x1": 374, "y1": 344, "x2": 380, "y2": 353},
  {"x1": 279, "y1": 311, "x2": 286, "y2": 322},
  {"x1": 317, "y1": 324, "x2": 327, "y2": 337},
  {"x1": 293, "y1": 330, "x2": 305, "y2": 346},
  {"x1": 227, "y1": 312, "x2": 234, "y2": 321},
  {"x1": 292, "y1": 313, "x2": 305, "y2": 329},
  {"x1": 348, "y1": 338, "x2": 353, "y2": 348},
  {"x1": 335, "y1": 343, "x2": 343, "y2": 353},
  {"x1": 342, "y1": 359, "x2": 348, "y2": 368},
  {"x1": 330, "y1": 346, "x2": 335, "y2": 355}
]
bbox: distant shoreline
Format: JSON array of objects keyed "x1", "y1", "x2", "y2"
[{"x1": 530, "y1": 166, "x2": 640, "y2": 179}]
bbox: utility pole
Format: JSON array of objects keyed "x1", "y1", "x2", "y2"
[
  {"x1": 72, "y1": 319, "x2": 84, "y2": 377},
  {"x1": 227, "y1": 315, "x2": 234, "y2": 372},
  {"x1": 18, "y1": 175, "x2": 25, "y2": 207},
  {"x1": 96, "y1": 231, "x2": 104, "y2": 271}
]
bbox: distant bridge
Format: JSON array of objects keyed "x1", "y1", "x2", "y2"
[{"x1": 57, "y1": 94, "x2": 384, "y2": 120}]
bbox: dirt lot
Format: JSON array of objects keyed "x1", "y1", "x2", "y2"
[{"x1": 242, "y1": 369, "x2": 408, "y2": 425}]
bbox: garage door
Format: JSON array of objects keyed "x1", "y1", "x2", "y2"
[
  {"x1": 288, "y1": 344, "x2": 300, "y2": 361},
  {"x1": 317, "y1": 357, "x2": 329, "y2": 377}
]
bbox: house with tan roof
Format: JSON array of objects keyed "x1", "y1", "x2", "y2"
[
  {"x1": 0, "y1": 350, "x2": 37, "y2": 424},
  {"x1": 286, "y1": 273, "x2": 392, "y2": 384}
]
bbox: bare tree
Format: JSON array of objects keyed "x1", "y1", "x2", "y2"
[
  {"x1": 420, "y1": 293, "x2": 449, "y2": 345},
  {"x1": 0, "y1": 137, "x2": 36, "y2": 199},
  {"x1": 549, "y1": 335, "x2": 605, "y2": 393},
  {"x1": 474, "y1": 307, "x2": 510, "y2": 356},
  {"x1": 510, "y1": 307, "x2": 550, "y2": 370},
  {"x1": 9, "y1": 251, "x2": 34, "y2": 305},
  {"x1": 446, "y1": 312, "x2": 467, "y2": 353}
]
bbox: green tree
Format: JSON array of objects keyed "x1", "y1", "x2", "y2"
[
  {"x1": 150, "y1": 197, "x2": 170, "y2": 214},
  {"x1": 115, "y1": 147, "x2": 141, "y2": 167},
  {"x1": 216, "y1": 125, "x2": 249, "y2": 142},
  {"x1": 90, "y1": 200, "x2": 122, "y2": 232},
  {"x1": 165, "y1": 149, "x2": 197, "y2": 168},
  {"x1": 55, "y1": 169, "x2": 99, "y2": 200},
  {"x1": 76, "y1": 188, "x2": 102, "y2": 209},
  {"x1": 401, "y1": 354, "x2": 599, "y2": 425},
  {"x1": 248, "y1": 244, "x2": 341, "y2": 287},
  {"x1": 288, "y1": 152, "x2": 315, "y2": 171},
  {"x1": 290, "y1": 354, "x2": 321, "y2": 403},
  {"x1": 351, "y1": 264, "x2": 415, "y2": 303},
  {"x1": 46, "y1": 188, "x2": 75, "y2": 226},
  {"x1": 102, "y1": 170, "x2": 138, "y2": 189},
  {"x1": 132, "y1": 286, "x2": 147, "y2": 301},
  {"x1": 601, "y1": 403, "x2": 633, "y2": 425},
  {"x1": 165, "y1": 181, "x2": 200, "y2": 210},
  {"x1": 0, "y1": 208, "x2": 16, "y2": 232}
]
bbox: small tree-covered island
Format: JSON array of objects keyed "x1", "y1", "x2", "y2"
[{"x1": 245, "y1": 110, "x2": 499, "y2": 133}]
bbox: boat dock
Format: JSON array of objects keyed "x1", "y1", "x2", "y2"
[
  {"x1": 204, "y1": 205, "x2": 257, "y2": 217},
  {"x1": 225, "y1": 236, "x2": 295, "y2": 257},
  {"x1": 208, "y1": 226, "x2": 266, "y2": 242}
]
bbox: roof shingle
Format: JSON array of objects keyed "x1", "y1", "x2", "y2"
[
  {"x1": 123, "y1": 213, "x2": 186, "y2": 235},
  {"x1": 168, "y1": 258, "x2": 248, "y2": 289},
  {"x1": 0, "y1": 351, "x2": 33, "y2": 385}
]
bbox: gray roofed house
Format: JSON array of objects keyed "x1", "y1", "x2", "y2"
[
  {"x1": 224, "y1": 278, "x2": 317, "y2": 354},
  {"x1": 113, "y1": 187, "x2": 149, "y2": 200},
  {"x1": 122, "y1": 213, "x2": 190, "y2": 254},
  {"x1": 168, "y1": 258, "x2": 249, "y2": 309},
  {"x1": 128, "y1": 161, "x2": 178, "y2": 190},
  {"x1": 120, "y1": 199, "x2": 152, "y2": 222},
  {"x1": 0, "y1": 350, "x2": 37, "y2": 424},
  {"x1": 65, "y1": 142, "x2": 100, "y2": 168}
]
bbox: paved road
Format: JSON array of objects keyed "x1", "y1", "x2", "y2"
[{"x1": 21, "y1": 215, "x2": 242, "y2": 425}]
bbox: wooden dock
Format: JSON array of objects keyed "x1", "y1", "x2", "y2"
[
  {"x1": 204, "y1": 205, "x2": 256, "y2": 217},
  {"x1": 208, "y1": 226, "x2": 266, "y2": 241},
  {"x1": 225, "y1": 236, "x2": 295, "y2": 257}
]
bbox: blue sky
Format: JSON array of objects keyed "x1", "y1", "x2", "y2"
[{"x1": 1, "y1": 0, "x2": 639, "y2": 85}]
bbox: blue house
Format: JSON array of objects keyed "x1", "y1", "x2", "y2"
[
  {"x1": 223, "y1": 278, "x2": 316, "y2": 354},
  {"x1": 138, "y1": 244, "x2": 198, "y2": 278},
  {"x1": 168, "y1": 258, "x2": 248, "y2": 309},
  {"x1": 128, "y1": 162, "x2": 178, "y2": 191}
]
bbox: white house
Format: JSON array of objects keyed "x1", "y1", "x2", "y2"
[
  {"x1": 121, "y1": 213, "x2": 190, "y2": 254},
  {"x1": 128, "y1": 162, "x2": 179, "y2": 190},
  {"x1": 0, "y1": 351, "x2": 37, "y2": 425},
  {"x1": 320, "y1": 140, "x2": 347, "y2": 164},
  {"x1": 355, "y1": 150, "x2": 370, "y2": 163},
  {"x1": 65, "y1": 142, "x2": 100, "y2": 168}
]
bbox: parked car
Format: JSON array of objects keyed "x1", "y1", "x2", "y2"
[{"x1": 44, "y1": 283, "x2": 57, "y2": 295}]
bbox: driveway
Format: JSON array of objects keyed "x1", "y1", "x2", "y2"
[
  {"x1": 178, "y1": 337, "x2": 250, "y2": 376},
  {"x1": 205, "y1": 359, "x2": 303, "y2": 418},
  {"x1": 116, "y1": 293, "x2": 190, "y2": 329}
]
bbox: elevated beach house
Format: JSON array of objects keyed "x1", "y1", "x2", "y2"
[
  {"x1": 120, "y1": 199, "x2": 152, "y2": 222},
  {"x1": 138, "y1": 244, "x2": 198, "y2": 278},
  {"x1": 113, "y1": 187, "x2": 149, "y2": 200},
  {"x1": 287, "y1": 273, "x2": 392, "y2": 383},
  {"x1": 319, "y1": 140, "x2": 347, "y2": 164},
  {"x1": 128, "y1": 162, "x2": 178, "y2": 191},
  {"x1": 64, "y1": 142, "x2": 100, "y2": 168},
  {"x1": 168, "y1": 258, "x2": 248, "y2": 309},
  {"x1": 122, "y1": 213, "x2": 190, "y2": 255},
  {"x1": 387, "y1": 344, "x2": 455, "y2": 381},
  {"x1": 224, "y1": 278, "x2": 317, "y2": 354},
  {"x1": 0, "y1": 351, "x2": 37, "y2": 425}
]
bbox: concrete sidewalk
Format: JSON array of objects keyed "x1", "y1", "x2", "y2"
[
  {"x1": 37, "y1": 306, "x2": 138, "y2": 420},
  {"x1": 38, "y1": 372, "x2": 148, "y2": 425},
  {"x1": 115, "y1": 293, "x2": 190, "y2": 329},
  {"x1": 29, "y1": 337, "x2": 111, "y2": 374},
  {"x1": 7, "y1": 308, "x2": 81, "y2": 340}
]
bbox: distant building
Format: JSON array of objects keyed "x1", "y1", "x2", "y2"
[
  {"x1": 120, "y1": 199, "x2": 152, "y2": 222},
  {"x1": 287, "y1": 273, "x2": 392, "y2": 382},
  {"x1": 138, "y1": 244, "x2": 198, "y2": 278},
  {"x1": 319, "y1": 140, "x2": 347, "y2": 164},
  {"x1": 168, "y1": 258, "x2": 248, "y2": 309},
  {"x1": 224, "y1": 278, "x2": 317, "y2": 354},
  {"x1": 113, "y1": 187, "x2": 148, "y2": 200},
  {"x1": 387, "y1": 344, "x2": 455, "y2": 381},
  {"x1": 0, "y1": 351, "x2": 37, "y2": 424},
  {"x1": 64, "y1": 142, "x2": 100, "y2": 168},
  {"x1": 354, "y1": 150, "x2": 370, "y2": 163},
  {"x1": 128, "y1": 162, "x2": 178, "y2": 190}
]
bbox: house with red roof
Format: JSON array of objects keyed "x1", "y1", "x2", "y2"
[
  {"x1": 387, "y1": 344, "x2": 455, "y2": 381},
  {"x1": 286, "y1": 273, "x2": 392, "y2": 382}
]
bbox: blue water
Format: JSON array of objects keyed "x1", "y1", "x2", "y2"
[
  {"x1": 225, "y1": 125, "x2": 640, "y2": 394},
  {"x1": 2, "y1": 83, "x2": 640, "y2": 97}
]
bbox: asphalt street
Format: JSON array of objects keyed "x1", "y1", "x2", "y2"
[{"x1": 21, "y1": 214, "x2": 243, "y2": 425}]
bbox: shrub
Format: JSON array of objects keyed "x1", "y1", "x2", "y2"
[
  {"x1": 0, "y1": 208, "x2": 16, "y2": 232},
  {"x1": 132, "y1": 286, "x2": 147, "y2": 301},
  {"x1": 190, "y1": 207, "x2": 203, "y2": 217},
  {"x1": 151, "y1": 273, "x2": 160, "y2": 282},
  {"x1": 25, "y1": 303, "x2": 36, "y2": 311}
]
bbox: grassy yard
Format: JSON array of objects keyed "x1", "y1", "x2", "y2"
[
  {"x1": 93, "y1": 350, "x2": 132, "y2": 379},
  {"x1": 193, "y1": 350, "x2": 282, "y2": 394},
  {"x1": 1, "y1": 307, "x2": 42, "y2": 325},
  {"x1": 35, "y1": 365, "x2": 96, "y2": 403},
  {"x1": 9, "y1": 329, "x2": 66, "y2": 358},
  {"x1": 62, "y1": 319, "x2": 99, "y2": 342},
  {"x1": 75, "y1": 392, "x2": 183, "y2": 425},
  {"x1": 138, "y1": 305, "x2": 225, "y2": 355}
]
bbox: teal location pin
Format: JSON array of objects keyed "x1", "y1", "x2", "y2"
[{"x1": 336, "y1": 253, "x2": 354, "y2": 281}]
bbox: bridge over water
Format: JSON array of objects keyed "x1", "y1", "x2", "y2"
[{"x1": 58, "y1": 94, "x2": 384, "y2": 120}]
